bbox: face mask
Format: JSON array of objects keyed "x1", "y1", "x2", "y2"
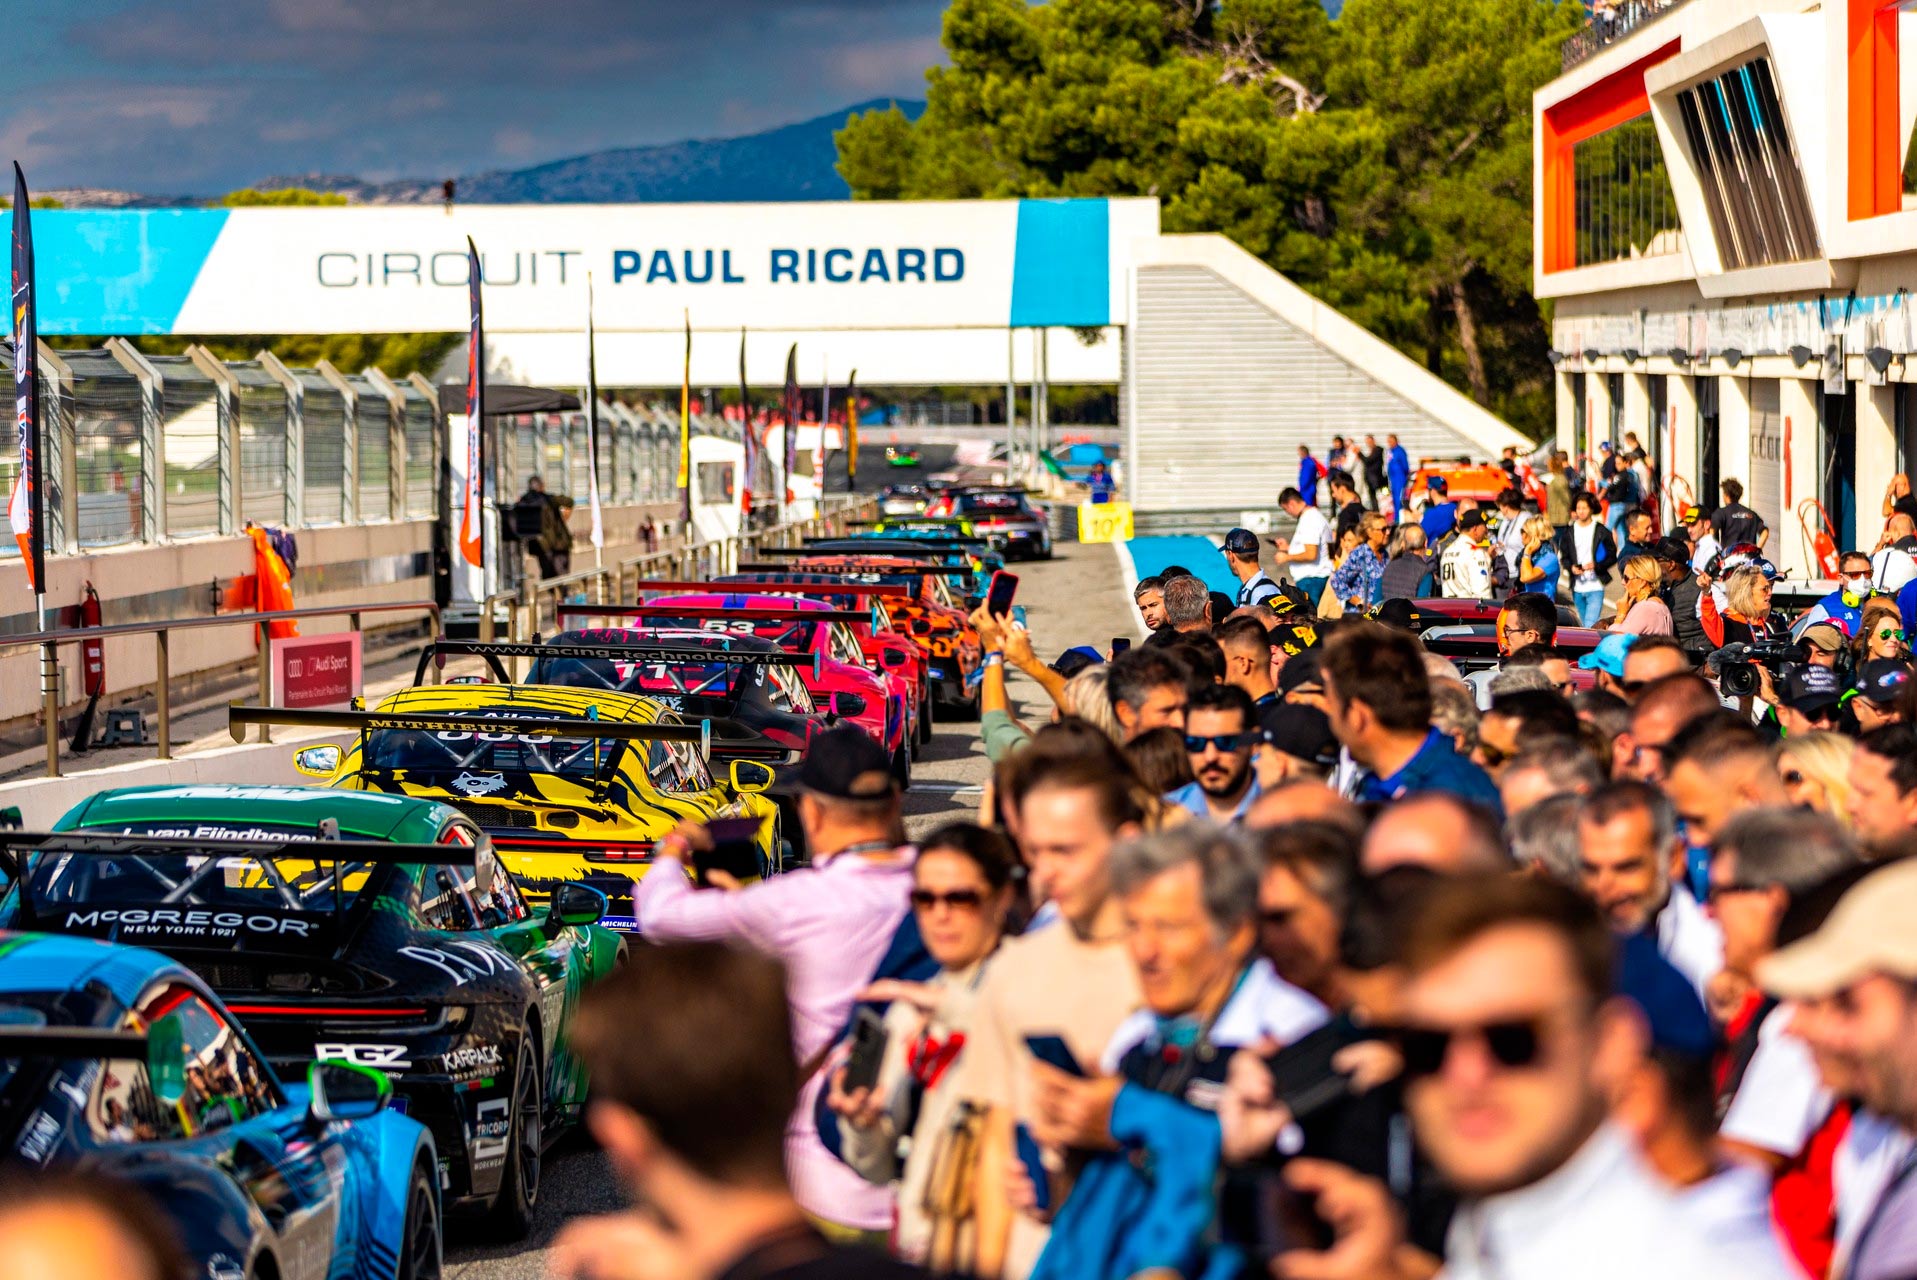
[{"x1": 1846, "y1": 576, "x2": 1872, "y2": 599}]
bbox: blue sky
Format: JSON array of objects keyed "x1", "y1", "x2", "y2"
[{"x1": 1, "y1": 0, "x2": 947, "y2": 193}]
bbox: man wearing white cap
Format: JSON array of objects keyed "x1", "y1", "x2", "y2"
[{"x1": 1760, "y1": 859, "x2": 1917, "y2": 1280}]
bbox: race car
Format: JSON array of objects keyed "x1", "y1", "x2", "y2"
[
  {"x1": 0, "y1": 930, "x2": 441, "y2": 1280},
  {"x1": 239, "y1": 689, "x2": 780, "y2": 929},
  {"x1": 925, "y1": 486, "x2": 1053, "y2": 560},
  {"x1": 561, "y1": 595, "x2": 915, "y2": 785},
  {"x1": 885, "y1": 445, "x2": 922, "y2": 468},
  {"x1": 879, "y1": 483, "x2": 929, "y2": 517},
  {"x1": 2, "y1": 796, "x2": 625, "y2": 1237},
  {"x1": 773, "y1": 537, "x2": 999, "y2": 599},
  {"x1": 739, "y1": 558, "x2": 984, "y2": 718}
]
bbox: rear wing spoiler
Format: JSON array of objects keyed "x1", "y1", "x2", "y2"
[
  {"x1": 0, "y1": 1027, "x2": 150, "y2": 1057},
  {"x1": 0, "y1": 829, "x2": 480, "y2": 868},
  {"x1": 737, "y1": 563, "x2": 948, "y2": 582},
  {"x1": 762, "y1": 545, "x2": 949, "y2": 562},
  {"x1": 227, "y1": 704, "x2": 712, "y2": 758},
  {"x1": 706, "y1": 577, "x2": 914, "y2": 599},
  {"x1": 414, "y1": 638, "x2": 823, "y2": 685},
  {"x1": 555, "y1": 603, "x2": 868, "y2": 626}
]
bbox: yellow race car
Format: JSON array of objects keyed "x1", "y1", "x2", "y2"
[{"x1": 232, "y1": 684, "x2": 780, "y2": 933}]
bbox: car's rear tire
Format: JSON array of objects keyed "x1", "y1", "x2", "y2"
[
  {"x1": 486, "y1": 1035, "x2": 543, "y2": 1241},
  {"x1": 892, "y1": 743, "x2": 911, "y2": 791},
  {"x1": 399, "y1": 1158, "x2": 443, "y2": 1280},
  {"x1": 917, "y1": 693, "x2": 935, "y2": 745}
]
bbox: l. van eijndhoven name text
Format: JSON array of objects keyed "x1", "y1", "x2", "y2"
[{"x1": 315, "y1": 246, "x2": 966, "y2": 289}]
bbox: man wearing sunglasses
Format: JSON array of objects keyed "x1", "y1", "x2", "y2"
[
  {"x1": 1280, "y1": 876, "x2": 1749, "y2": 1280},
  {"x1": 1166, "y1": 684, "x2": 1262, "y2": 824}
]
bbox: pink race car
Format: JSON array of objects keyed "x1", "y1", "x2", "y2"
[{"x1": 558, "y1": 594, "x2": 915, "y2": 788}]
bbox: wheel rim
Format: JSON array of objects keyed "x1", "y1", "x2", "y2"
[
  {"x1": 517, "y1": 1048, "x2": 542, "y2": 1208},
  {"x1": 407, "y1": 1173, "x2": 441, "y2": 1280}
]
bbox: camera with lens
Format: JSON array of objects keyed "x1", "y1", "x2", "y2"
[{"x1": 1708, "y1": 640, "x2": 1800, "y2": 698}]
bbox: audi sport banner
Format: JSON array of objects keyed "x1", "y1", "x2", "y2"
[
  {"x1": 781, "y1": 342, "x2": 799, "y2": 518},
  {"x1": 678, "y1": 310, "x2": 692, "y2": 524},
  {"x1": 584, "y1": 274, "x2": 604, "y2": 549},
  {"x1": 845, "y1": 368, "x2": 859, "y2": 493},
  {"x1": 739, "y1": 326, "x2": 753, "y2": 513},
  {"x1": 458, "y1": 236, "x2": 485, "y2": 570},
  {"x1": 10, "y1": 164, "x2": 44, "y2": 595}
]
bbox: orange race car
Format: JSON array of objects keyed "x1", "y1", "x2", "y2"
[{"x1": 1408, "y1": 459, "x2": 1546, "y2": 509}]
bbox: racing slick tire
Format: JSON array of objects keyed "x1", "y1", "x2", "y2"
[
  {"x1": 917, "y1": 692, "x2": 935, "y2": 746},
  {"x1": 486, "y1": 1034, "x2": 544, "y2": 1241},
  {"x1": 401, "y1": 1158, "x2": 444, "y2": 1280},
  {"x1": 892, "y1": 743, "x2": 912, "y2": 792}
]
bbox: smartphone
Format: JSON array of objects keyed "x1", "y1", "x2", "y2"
[
  {"x1": 842, "y1": 1007, "x2": 889, "y2": 1093},
  {"x1": 1015, "y1": 1122, "x2": 1053, "y2": 1213},
  {"x1": 986, "y1": 570, "x2": 1019, "y2": 619},
  {"x1": 693, "y1": 817, "x2": 767, "y2": 884},
  {"x1": 1111, "y1": 637, "x2": 1132, "y2": 655},
  {"x1": 1261, "y1": 1023, "x2": 1360, "y2": 1126},
  {"x1": 1023, "y1": 1033, "x2": 1085, "y2": 1078}
]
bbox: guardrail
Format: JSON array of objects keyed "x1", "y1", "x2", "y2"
[
  {"x1": 480, "y1": 495, "x2": 880, "y2": 644},
  {"x1": 1561, "y1": 0, "x2": 1689, "y2": 70},
  {"x1": 0, "y1": 600, "x2": 441, "y2": 777}
]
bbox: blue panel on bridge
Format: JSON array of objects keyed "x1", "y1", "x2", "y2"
[
  {"x1": 0, "y1": 209, "x2": 230, "y2": 334},
  {"x1": 1009, "y1": 199, "x2": 1109, "y2": 329},
  {"x1": 1125, "y1": 535, "x2": 1237, "y2": 597}
]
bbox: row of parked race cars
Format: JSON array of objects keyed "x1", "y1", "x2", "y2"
[{"x1": 0, "y1": 494, "x2": 1030, "y2": 1280}]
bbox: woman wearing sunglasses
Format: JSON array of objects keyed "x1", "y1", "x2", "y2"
[
  {"x1": 1716, "y1": 562, "x2": 1777, "y2": 646},
  {"x1": 1853, "y1": 597, "x2": 1909, "y2": 664},
  {"x1": 826, "y1": 822, "x2": 1017, "y2": 1266},
  {"x1": 1774, "y1": 732, "x2": 1856, "y2": 826}
]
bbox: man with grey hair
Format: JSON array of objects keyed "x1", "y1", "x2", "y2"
[
  {"x1": 1510, "y1": 792, "x2": 1585, "y2": 883},
  {"x1": 1578, "y1": 780, "x2": 1722, "y2": 995},
  {"x1": 1500, "y1": 739, "x2": 1604, "y2": 816},
  {"x1": 1711, "y1": 808, "x2": 1858, "y2": 1183},
  {"x1": 1161, "y1": 575, "x2": 1213, "y2": 635},
  {"x1": 1025, "y1": 822, "x2": 1326, "y2": 1275}
]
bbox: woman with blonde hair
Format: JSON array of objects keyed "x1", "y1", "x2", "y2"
[
  {"x1": 1718, "y1": 563, "x2": 1776, "y2": 645},
  {"x1": 1853, "y1": 597, "x2": 1908, "y2": 664},
  {"x1": 1611, "y1": 555, "x2": 1674, "y2": 635},
  {"x1": 1062, "y1": 663, "x2": 1124, "y2": 744},
  {"x1": 1776, "y1": 731, "x2": 1857, "y2": 824}
]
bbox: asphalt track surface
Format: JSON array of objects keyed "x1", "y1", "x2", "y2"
[{"x1": 445, "y1": 538, "x2": 1133, "y2": 1279}]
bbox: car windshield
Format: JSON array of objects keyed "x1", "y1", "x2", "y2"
[
  {"x1": 0, "y1": 996, "x2": 61, "y2": 1104},
  {"x1": 364, "y1": 708, "x2": 628, "y2": 784},
  {"x1": 534, "y1": 654, "x2": 744, "y2": 700},
  {"x1": 957, "y1": 494, "x2": 1029, "y2": 516}
]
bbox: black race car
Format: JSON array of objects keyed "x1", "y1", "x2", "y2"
[{"x1": 0, "y1": 825, "x2": 621, "y2": 1239}]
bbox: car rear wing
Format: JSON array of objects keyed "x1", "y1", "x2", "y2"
[
  {"x1": 0, "y1": 829, "x2": 480, "y2": 868},
  {"x1": 0, "y1": 1027, "x2": 151, "y2": 1057},
  {"x1": 227, "y1": 704, "x2": 712, "y2": 758},
  {"x1": 763, "y1": 544, "x2": 948, "y2": 562},
  {"x1": 736, "y1": 563, "x2": 947, "y2": 582},
  {"x1": 555, "y1": 603, "x2": 868, "y2": 626},
  {"x1": 414, "y1": 638, "x2": 824, "y2": 686},
  {"x1": 648, "y1": 577, "x2": 915, "y2": 599}
]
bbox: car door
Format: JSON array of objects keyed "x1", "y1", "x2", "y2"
[{"x1": 129, "y1": 980, "x2": 347, "y2": 1280}]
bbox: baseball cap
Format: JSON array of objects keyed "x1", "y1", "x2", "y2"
[
  {"x1": 1426, "y1": 476, "x2": 1449, "y2": 495},
  {"x1": 1373, "y1": 598, "x2": 1428, "y2": 632},
  {"x1": 1050, "y1": 645, "x2": 1104, "y2": 679},
  {"x1": 1853, "y1": 659, "x2": 1914, "y2": 705},
  {"x1": 1652, "y1": 535, "x2": 1692, "y2": 564},
  {"x1": 1782, "y1": 664, "x2": 1843, "y2": 714},
  {"x1": 1577, "y1": 632, "x2": 1637, "y2": 677},
  {"x1": 1270, "y1": 618, "x2": 1320, "y2": 656},
  {"x1": 1458, "y1": 509, "x2": 1487, "y2": 533},
  {"x1": 1759, "y1": 860, "x2": 1917, "y2": 1000},
  {"x1": 1258, "y1": 701, "x2": 1339, "y2": 768},
  {"x1": 1278, "y1": 647, "x2": 1325, "y2": 695},
  {"x1": 1679, "y1": 505, "x2": 1704, "y2": 525},
  {"x1": 1222, "y1": 528, "x2": 1261, "y2": 556},
  {"x1": 795, "y1": 725, "x2": 898, "y2": 800},
  {"x1": 1801, "y1": 622, "x2": 1849, "y2": 653}
]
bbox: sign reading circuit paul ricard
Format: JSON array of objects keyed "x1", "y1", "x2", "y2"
[{"x1": 0, "y1": 197, "x2": 1159, "y2": 336}]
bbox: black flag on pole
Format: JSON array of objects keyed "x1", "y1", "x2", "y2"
[{"x1": 11, "y1": 163, "x2": 45, "y2": 595}]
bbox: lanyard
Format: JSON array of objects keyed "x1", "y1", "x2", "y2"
[{"x1": 1846, "y1": 1145, "x2": 1917, "y2": 1280}]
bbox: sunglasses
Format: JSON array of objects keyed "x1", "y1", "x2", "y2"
[
  {"x1": 1398, "y1": 1018, "x2": 1547, "y2": 1080},
  {"x1": 1878, "y1": 630, "x2": 1906, "y2": 642},
  {"x1": 1781, "y1": 769, "x2": 1806, "y2": 787},
  {"x1": 1185, "y1": 732, "x2": 1254, "y2": 753},
  {"x1": 1258, "y1": 907, "x2": 1297, "y2": 929},
  {"x1": 910, "y1": 888, "x2": 985, "y2": 911}
]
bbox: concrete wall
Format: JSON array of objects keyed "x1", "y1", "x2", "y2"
[{"x1": 0, "y1": 733, "x2": 353, "y2": 827}]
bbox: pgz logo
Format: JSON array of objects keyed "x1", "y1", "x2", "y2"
[{"x1": 317, "y1": 1042, "x2": 414, "y2": 1071}]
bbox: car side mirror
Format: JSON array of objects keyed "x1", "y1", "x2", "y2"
[
  {"x1": 880, "y1": 650, "x2": 906, "y2": 669},
  {"x1": 729, "y1": 759, "x2": 776, "y2": 794},
  {"x1": 547, "y1": 881, "x2": 607, "y2": 931},
  {"x1": 293, "y1": 744, "x2": 341, "y2": 778},
  {"x1": 307, "y1": 1060, "x2": 390, "y2": 1125},
  {"x1": 831, "y1": 692, "x2": 869, "y2": 719},
  {"x1": 147, "y1": 1014, "x2": 186, "y2": 1107}
]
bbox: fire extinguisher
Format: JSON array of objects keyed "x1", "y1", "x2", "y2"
[{"x1": 70, "y1": 582, "x2": 104, "y2": 752}]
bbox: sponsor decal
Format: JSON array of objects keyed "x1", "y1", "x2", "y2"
[
  {"x1": 439, "y1": 1043, "x2": 503, "y2": 1075},
  {"x1": 471, "y1": 1097, "x2": 511, "y2": 1164},
  {"x1": 61, "y1": 908, "x2": 318, "y2": 939},
  {"x1": 15, "y1": 1109, "x2": 58, "y2": 1163},
  {"x1": 316, "y1": 1042, "x2": 414, "y2": 1072},
  {"x1": 398, "y1": 941, "x2": 511, "y2": 986},
  {"x1": 207, "y1": 1255, "x2": 246, "y2": 1280},
  {"x1": 452, "y1": 771, "x2": 508, "y2": 797}
]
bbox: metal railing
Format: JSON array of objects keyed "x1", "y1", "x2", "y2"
[
  {"x1": 480, "y1": 495, "x2": 880, "y2": 643},
  {"x1": 0, "y1": 600, "x2": 440, "y2": 777},
  {"x1": 1561, "y1": 0, "x2": 1690, "y2": 70}
]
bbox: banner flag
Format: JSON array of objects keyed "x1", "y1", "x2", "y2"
[
  {"x1": 846, "y1": 368, "x2": 859, "y2": 493},
  {"x1": 584, "y1": 274, "x2": 604, "y2": 549},
  {"x1": 10, "y1": 163, "x2": 44, "y2": 594},
  {"x1": 781, "y1": 343, "x2": 799, "y2": 519},
  {"x1": 739, "y1": 327, "x2": 752, "y2": 512},
  {"x1": 816, "y1": 358, "x2": 829, "y2": 497},
  {"x1": 678, "y1": 311, "x2": 692, "y2": 524},
  {"x1": 458, "y1": 237, "x2": 485, "y2": 569}
]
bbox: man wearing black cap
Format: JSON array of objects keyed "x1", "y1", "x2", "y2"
[
  {"x1": 1253, "y1": 700, "x2": 1338, "y2": 788},
  {"x1": 1850, "y1": 660, "x2": 1913, "y2": 731},
  {"x1": 1439, "y1": 509, "x2": 1495, "y2": 599},
  {"x1": 1222, "y1": 528, "x2": 1281, "y2": 607},
  {"x1": 1777, "y1": 665, "x2": 1844, "y2": 736},
  {"x1": 633, "y1": 724, "x2": 914, "y2": 1238}
]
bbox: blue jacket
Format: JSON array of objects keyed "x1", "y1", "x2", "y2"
[
  {"x1": 1297, "y1": 456, "x2": 1321, "y2": 507},
  {"x1": 1357, "y1": 729, "x2": 1504, "y2": 818},
  {"x1": 1387, "y1": 446, "x2": 1411, "y2": 493},
  {"x1": 1809, "y1": 587, "x2": 1867, "y2": 638},
  {"x1": 1420, "y1": 501, "x2": 1458, "y2": 543},
  {"x1": 1030, "y1": 1085, "x2": 1242, "y2": 1280}
]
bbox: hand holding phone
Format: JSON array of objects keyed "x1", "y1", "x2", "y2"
[
  {"x1": 841, "y1": 1007, "x2": 889, "y2": 1094},
  {"x1": 1111, "y1": 636, "x2": 1132, "y2": 655},
  {"x1": 986, "y1": 570, "x2": 1019, "y2": 619},
  {"x1": 1023, "y1": 1033, "x2": 1086, "y2": 1078}
]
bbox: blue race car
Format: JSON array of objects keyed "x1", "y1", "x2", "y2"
[{"x1": 0, "y1": 931, "x2": 441, "y2": 1280}]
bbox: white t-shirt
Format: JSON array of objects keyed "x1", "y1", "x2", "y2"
[
  {"x1": 1289, "y1": 507, "x2": 1333, "y2": 578},
  {"x1": 1872, "y1": 546, "x2": 1917, "y2": 594},
  {"x1": 1678, "y1": 1163, "x2": 1801, "y2": 1280},
  {"x1": 1836, "y1": 1111, "x2": 1917, "y2": 1271},
  {"x1": 1721, "y1": 1004, "x2": 1832, "y2": 1157},
  {"x1": 1573, "y1": 521, "x2": 1601, "y2": 592},
  {"x1": 1655, "y1": 887, "x2": 1723, "y2": 998},
  {"x1": 1693, "y1": 532, "x2": 1721, "y2": 573}
]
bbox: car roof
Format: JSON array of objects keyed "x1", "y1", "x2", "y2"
[
  {"x1": 552, "y1": 626, "x2": 786, "y2": 655},
  {"x1": 62, "y1": 784, "x2": 454, "y2": 842},
  {"x1": 644, "y1": 592, "x2": 834, "y2": 613},
  {"x1": 376, "y1": 682, "x2": 678, "y2": 725},
  {"x1": 0, "y1": 932, "x2": 182, "y2": 1011}
]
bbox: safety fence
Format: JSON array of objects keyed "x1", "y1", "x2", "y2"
[{"x1": 0, "y1": 339, "x2": 735, "y2": 557}]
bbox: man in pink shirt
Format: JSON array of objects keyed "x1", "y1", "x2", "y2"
[{"x1": 633, "y1": 726, "x2": 915, "y2": 1241}]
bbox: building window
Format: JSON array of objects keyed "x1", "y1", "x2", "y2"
[
  {"x1": 1674, "y1": 57, "x2": 1820, "y2": 270},
  {"x1": 1573, "y1": 114, "x2": 1683, "y2": 267}
]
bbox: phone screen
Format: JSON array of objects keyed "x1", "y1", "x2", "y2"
[
  {"x1": 1111, "y1": 637, "x2": 1132, "y2": 655},
  {"x1": 986, "y1": 571, "x2": 1019, "y2": 619}
]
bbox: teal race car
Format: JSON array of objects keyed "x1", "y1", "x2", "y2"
[{"x1": 0, "y1": 784, "x2": 626, "y2": 1238}]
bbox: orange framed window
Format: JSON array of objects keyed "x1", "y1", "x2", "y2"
[{"x1": 1541, "y1": 41, "x2": 1682, "y2": 273}]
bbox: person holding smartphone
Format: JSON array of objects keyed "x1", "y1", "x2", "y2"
[{"x1": 827, "y1": 824, "x2": 1019, "y2": 1267}]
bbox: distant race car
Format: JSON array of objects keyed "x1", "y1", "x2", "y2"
[
  {"x1": 878, "y1": 484, "x2": 929, "y2": 517},
  {"x1": 926, "y1": 487, "x2": 1053, "y2": 560},
  {"x1": 0, "y1": 929, "x2": 441, "y2": 1280},
  {"x1": 236, "y1": 689, "x2": 780, "y2": 930},
  {"x1": 885, "y1": 445, "x2": 922, "y2": 468},
  {"x1": 2, "y1": 793, "x2": 626, "y2": 1237}
]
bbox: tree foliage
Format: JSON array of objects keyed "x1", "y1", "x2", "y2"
[
  {"x1": 68, "y1": 332, "x2": 461, "y2": 380},
  {"x1": 217, "y1": 187, "x2": 349, "y2": 207},
  {"x1": 837, "y1": 0, "x2": 1581, "y2": 438}
]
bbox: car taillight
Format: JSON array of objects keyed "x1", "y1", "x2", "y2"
[
  {"x1": 226, "y1": 1003, "x2": 429, "y2": 1020},
  {"x1": 580, "y1": 840, "x2": 658, "y2": 864}
]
